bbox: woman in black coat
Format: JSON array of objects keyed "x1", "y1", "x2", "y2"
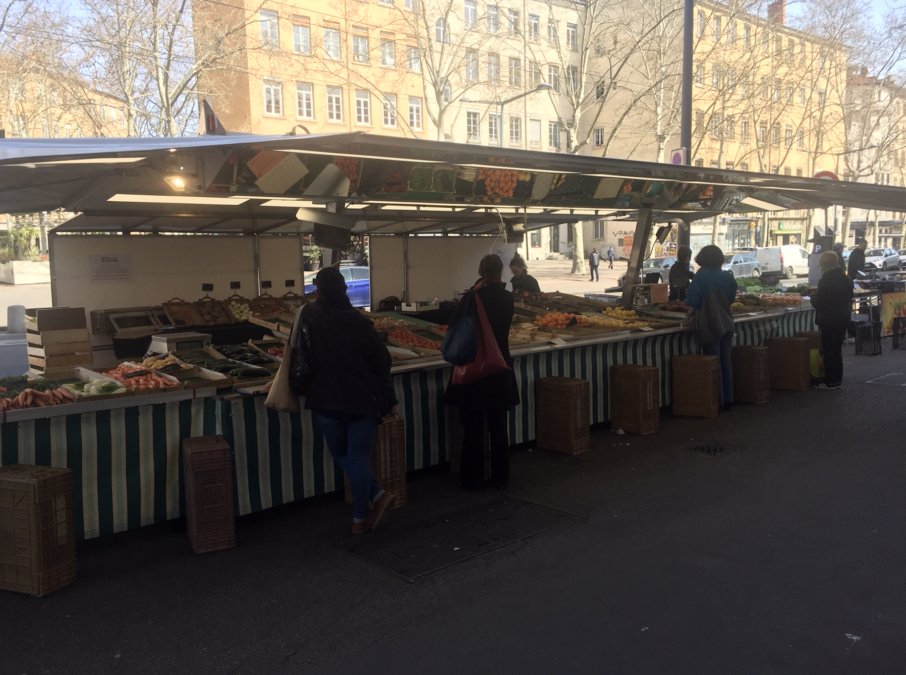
[
  {"x1": 444, "y1": 255, "x2": 520, "y2": 490},
  {"x1": 811, "y1": 251, "x2": 854, "y2": 389}
]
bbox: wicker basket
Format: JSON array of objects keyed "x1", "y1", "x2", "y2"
[
  {"x1": 766, "y1": 337, "x2": 811, "y2": 391},
  {"x1": 182, "y1": 436, "x2": 236, "y2": 554},
  {"x1": 795, "y1": 331, "x2": 822, "y2": 350},
  {"x1": 344, "y1": 417, "x2": 407, "y2": 509},
  {"x1": 535, "y1": 377, "x2": 590, "y2": 455},
  {"x1": 609, "y1": 365, "x2": 660, "y2": 435},
  {"x1": 671, "y1": 355, "x2": 719, "y2": 418},
  {"x1": 0, "y1": 465, "x2": 76, "y2": 596},
  {"x1": 731, "y1": 346, "x2": 770, "y2": 404}
]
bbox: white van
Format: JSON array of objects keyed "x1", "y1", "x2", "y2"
[{"x1": 755, "y1": 245, "x2": 810, "y2": 279}]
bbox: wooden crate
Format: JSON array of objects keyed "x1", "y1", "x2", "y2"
[
  {"x1": 0, "y1": 465, "x2": 76, "y2": 596},
  {"x1": 535, "y1": 377, "x2": 590, "y2": 455},
  {"x1": 25, "y1": 308, "x2": 94, "y2": 375},
  {"x1": 182, "y1": 436, "x2": 236, "y2": 554},
  {"x1": 672, "y1": 355, "x2": 719, "y2": 418},
  {"x1": 610, "y1": 365, "x2": 660, "y2": 435},
  {"x1": 24, "y1": 307, "x2": 86, "y2": 333},
  {"x1": 344, "y1": 417, "x2": 407, "y2": 509},
  {"x1": 766, "y1": 337, "x2": 811, "y2": 391},
  {"x1": 732, "y1": 346, "x2": 770, "y2": 404}
]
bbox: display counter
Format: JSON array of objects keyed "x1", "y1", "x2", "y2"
[{"x1": 0, "y1": 307, "x2": 816, "y2": 541}]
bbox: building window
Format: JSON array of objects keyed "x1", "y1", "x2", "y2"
[
  {"x1": 712, "y1": 15, "x2": 721, "y2": 41},
  {"x1": 771, "y1": 123, "x2": 780, "y2": 144},
  {"x1": 548, "y1": 64, "x2": 560, "y2": 93},
  {"x1": 323, "y1": 28, "x2": 340, "y2": 59},
  {"x1": 799, "y1": 86, "x2": 805, "y2": 105},
  {"x1": 407, "y1": 46, "x2": 421, "y2": 72},
  {"x1": 784, "y1": 167, "x2": 791, "y2": 176},
  {"x1": 259, "y1": 10, "x2": 278, "y2": 47},
  {"x1": 405, "y1": 0, "x2": 416, "y2": 7},
  {"x1": 380, "y1": 39, "x2": 395, "y2": 67},
  {"x1": 326, "y1": 87, "x2": 343, "y2": 122},
  {"x1": 527, "y1": 60, "x2": 540, "y2": 87},
  {"x1": 771, "y1": 166, "x2": 779, "y2": 174},
  {"x1": 487, "y1": 5, "x2": 498, "y2": 32},
  {"x1": 509, "y1": 57, "x2": 521, "y2": 86},
  {"x1": 296, "y1": 83, "x2": 313, "y2": 119},
  {"x1": 797, "y1": 128, "x2": 804, "y2": 148},
  {"x1": 744, "y1": 24, "x2": 751, "y2": 48},
  {"x1": 762, "y1": 30, "x2": 769, "y2": 53},
  {"x1": 567, "y1": 66, "x2": 578, "y2": 93},
  {"x1": 818, "y1": 89, "x2": 826, "y2": 108},
  {"x1": 785, "y1": 125, "x2": 792, "y2": 147},
  {"x1": 694, "y1": 158, "x2": 703, "y2": 167},
  {"x1": 740, "y1": 162, "x2": 749, "y2": 171},
  {"x1": 508, "y1": 8, "x2": 519, "y2": 34},
  {"x1": 758, "y1": 120, "x2": 767, "y2": 143},
  {"x1": 727, "y1": 68, "x2": 736, "y2": 91},
  {"x1": 467, "y1": 111, "x2": 480, "y2": 141},
  {"x1": 64, "y1": 123, "x2": 71, "y2": 137},
  {"x1": 529, "y1": 118, "x2": 541, "y2": 147},
  {"x1": 465, "y1": 50, "x2": 478, "y2": 81},
  {"x1": 725, "y1": 162, "x2": 734, "y2": 170},
  {"x1": 786, "y1": 85, "x2": 793, "y2": 103},
  {"x1": 697, "y1": 9, "x2": 705, "y2": 37},
  {"x1": 760, "y1": 77, "x2": 767, "y2": 98},
  {"x1": 264, "y1": 80, "x2": 283, "y2": 116},
  {"x1": 593, "y1": 220, "x2": 604, "y2": 239},
  {"x1": 442, "y1": 80, "x2": 451, "y2": 103},
  {"x1": 800, "y1": 42, "x2": 807, "y2": 64},
  {"x1": 774, "y1": 35, "x2": 782, "y2": 55},
  {"x1": 726, "y1": 116, "x2": 735, "y2": 139},
  {"x1": 710, "y1": 117, "x2": 721, "y2": 139},
  {"x1": 695, "y1": 110, "x2": 704, "y2": 131},
  {"x1": 509, "y1": 116, "x2": 521, "y2": 145},
  {"x1": 694, "y1": 63, "x2": 704, "y2": 85},
  {"x1": 488, "y1": 53, "x2": 500, "y2": 81},
  {"x1": 464, "y1": 0, "x2": 476, "y2": 28},
  {"x1": 353, "y1": 35, "x2": 369, "y2": 63},
  {"x1": 595, "y1": 82, "x2": 606, "y2": 101},
  {"x1": 355, "y1": 90, "x2": 371, "y2": 125},
  {"x1": 382, "y1": 93, "x2": 397, "y2": 127},
  {"x1": 728, "y1": 20, "x2": 736, "y2": 44},
  {"x1": 709, "y1": 160, "x2": 719, "y2": 168},
  {"x1": 548, "y1": 18, "x2": 557, "y2": 45},
  {"x1": 549, "y1": 121, "x2": 560, "y2": 148},
  {"x1": 435, "y1": 18, "x2": 449, "y2": 43},
  {"x1": 408, "y1": 96, "x2": 422, "y2": 130},
  {"x1": 712, "y1": 66, "x2": 720, "y2": 89},
  {"x1": 593, "y1": 127, "x2": 605, "y2": 148},
  {"x1": 817, "y1": 131, "x2": 823, "y2": 151},
  {"x1": 566, "y1": 22, "x2": 577, "y2": 50},
  {"x1": 788, "y1": 39, "x2": 795, "y2": 62},
  {"x1": 528, "y1": 14, "x2": 539, "y2": 41},
  {"x1": 293, "y1": 24, "x2": 311, "y2": 54},
  {"x1": 773, "y1": 78, "x2": 780, "y2": 101},
  {"x1": 379, "y1": 0, "x2": 393, "y2": 5},
  {"x1": 488, "y1": 113, "x2": 499, "y2": 143},
  {"x1": 796, "y1": 168, "x2": 802, "y2": 177},
  {"x1": 741, "y1": 120, "x2": 749, "y2": 142}
]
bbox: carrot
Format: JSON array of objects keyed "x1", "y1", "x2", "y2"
[
  {"x1": 34, "y1": 399, "x2": 47, "y2": 407},
  {"x1": 57, "y1": 388, "x2": 73, "y2": 401}
]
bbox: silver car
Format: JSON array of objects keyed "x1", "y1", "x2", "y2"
[
  {"x1": 864, "y1": 248, "x2": 901, "y2": 271},
  {"x1": 722, "y1": 252, "x2": 761, "y2": 279},
  {"x1": 899, "y1": 249, "x2": 906, "y2": 269},
  {"x1": 618, "y1": 256, "x2": 677, "y2": 287}
]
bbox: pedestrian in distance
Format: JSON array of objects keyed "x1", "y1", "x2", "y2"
[
  {"x1": 832, "y1": 242, "x2": 846, "y2": 271},
  {"x1": 444, "y1": 255, "x2": 520, "y2": 491},
  {"x1": 668, "y1": 245, "x2": 695, "y2": 302},
  {"x1": 607, "y1": 245, "x2": 615, "y2": 269},
  {"x1": 811, "y1": 251, "x2": 854, "y2": 390},
  {"x1": 509, "y1": 254, "x2": 541, "y2": 294},
  {"x1": 589, "y1": 248, "x2": 600, "y2": 282},
  {"x1": 848, "y1": 238, "x2": 868, "y2": 278},
  {"x1": 301, "y1": 267, "x2": 398, "y2": 535},
  {"x1": 686, "y1": 245, "x2": 738, "y2": 412}
]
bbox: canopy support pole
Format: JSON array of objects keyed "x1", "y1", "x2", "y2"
[
  {"x1": 253, "y1": 231, "x2": 262, "y2": 296},
  {"x1": 620, "y1": 208, "x2": 654, "y2": 308},
  {"x1": 402, "y1": 234, "x2": 410, "y2": 304}
]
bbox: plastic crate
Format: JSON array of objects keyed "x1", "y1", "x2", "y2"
[
  {"x1": 766, "y1": 337, "x2": 811, "y2": 391},
  {"x1": 182, "y1": 436, "x2": 236, "y2": 554},
  {"x1": 855, "y1": 321, "x2": 883, "y2": 356},
  {"x1": 344, "y1": 417, "x2": 407, "y2": 509},
  {"x1": 0, "y1": 465, "x2": 76, "y2": 597},
  {"x1": 535, "y1": 377, "x2": 590, "y2": 455},
  {"x1": 731, "y1": 346, "x2": 771, "y2": 404},
  {"x1": 609, "y1": 365, "x2": 660, "y2": 435},
  {"x1": 445, "y1": 406, "x2": 491, "y2": 480},
  {"x1": 671, "y1": 355, "x2": 719, "y2": 418}
]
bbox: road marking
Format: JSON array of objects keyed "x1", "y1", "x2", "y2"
[{"x1": 866, "y1": 373, "x2": 903, "y2": 384}]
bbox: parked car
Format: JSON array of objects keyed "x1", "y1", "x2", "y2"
[
  {"x1": 863, "y1": 247, "x2": 901, "y2": 271},
  {"x1": 755, "y1": 245, "x2": 810, "y2": 279},
  {"x1": 618, "y1": 256, "x2": 677, "y2": 288},
  {"x1": 898, "y1": 249, "x2": 906, "y2": 268},
  {"x1": 722, "y1": 251, "x2": 761, "y2": 279},
  {"x1": 303, "y1": 265, "x2": 371, "y2": 307}
]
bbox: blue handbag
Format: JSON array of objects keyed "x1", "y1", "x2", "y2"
[{"x1": 441, "y1": 292, "x2": 478, "y2": 365}]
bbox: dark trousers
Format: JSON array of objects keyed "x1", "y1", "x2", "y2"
[
  {"x1": 589, "y1": 264, "x2": 599, "y2": 281},
  {"x1": 458, "y1": 407, "x2": 509, "y2": 489},
  {"x1": 608, "y1": 257, "x2": 614, "y2": 269},
  {"x1": 669, "y1": 286, "x2": 687, "y2": 302},
  {"x1": 820, "y1": 323, "x2": 846, "y2": 386}
]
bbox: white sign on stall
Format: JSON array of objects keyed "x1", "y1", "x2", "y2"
[{"x1": 89, "y1": 254, "x2": 133, "y2": 284}]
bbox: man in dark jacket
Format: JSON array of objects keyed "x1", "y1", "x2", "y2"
[
  {"x1": 812, "y1": 251, "x2": 854, "y2": 389},
  {"x1": 848, "y1": 239, "x2": 868, "y2": 278}
]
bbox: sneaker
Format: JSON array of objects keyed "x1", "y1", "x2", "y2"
[
  {"x1": 367, "y1": 491, "x2": 396, "y2": 532},
  {"x1": 813, "y1": 383, "x2": 838, "y2": 390}
]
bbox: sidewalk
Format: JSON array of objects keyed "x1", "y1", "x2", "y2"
[
  {"x1": 526, "y1": 257, "x2": 628, "y2": 295},
  {"x1": 2, "y1": 347, "x2": 904, "y2": 674}
]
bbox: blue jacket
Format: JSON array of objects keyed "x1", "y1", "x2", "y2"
[{"x1": 685, "y1": 267, "x2": 738, "y2": 310}]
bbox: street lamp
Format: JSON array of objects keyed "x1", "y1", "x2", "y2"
[{"x1": 462, "y1": 82, "x2": 553, "y2": 148}]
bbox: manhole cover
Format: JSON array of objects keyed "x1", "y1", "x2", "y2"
[
  {"x1": 339, "y1": 497, "x2": 577, "y2": 581},
  {"x1": 687, "y1": 444, "x2": 730, "y2": 456}
]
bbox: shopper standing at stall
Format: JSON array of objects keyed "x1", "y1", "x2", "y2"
[
  {"x1": 848, "y1": 238, "x2": 868, "y2": 277},
  {"x1": 589, "y1": 248, "x2": 600, "y2": 282},
  {"x1": 833, "y1": 242, "x2": 846, "y2": 271},
  {"x1": 686, "y1": 245, "x2": 738, "y2": 412},
  {"x1": 444, "y1": 255, "x2": 520, "y2": 491},
  {"x1": 812, "y1": 251, "x2": 854, "y2": 389},
  {"x1": 302, "y1": 267, "x2": 398, "y2": 534},
  {"x1": 509, "y1": 254, "x2": 541, "y2": 295},
  {"x1": 668, "y1": 246, "x2": 694, "y2": 301}
]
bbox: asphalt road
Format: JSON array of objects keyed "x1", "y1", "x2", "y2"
[{"x1": 2, "y1": 345, "x2": 905, "y2": 674}]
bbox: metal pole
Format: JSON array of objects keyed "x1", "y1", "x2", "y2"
[
  {"x1": 499, "y1": 102, "x2": 504, "y2": 148},
  {"x1": 678, "y1": 0, "x2": 694, "y2": 249},
  {"x1": 620, "y1": 208, "x2": 655, "y2": 308}
]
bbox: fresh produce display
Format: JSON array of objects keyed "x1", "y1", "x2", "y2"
[
  {"x1": 382, "y1": 170, "x2": 407, "y2": 193},
  {"x1": 0, "y1": 376, "x2": 74, "y2": 410},
  {"x1": 584, "y1": 315, "x2": 645, "y2": 329},
  {"x1": 226, "y1": 297, "x2": 252, "y2": 320},
  {"x1": 388, "y1": 330, "x2": 442, "y2": 350},
  {"x1": 534, "y1": 312, "x2": 590, "y2": 328},
  {"x1": 141, "y1": 354, "x2": 194, "y2": 374},
  {"x1": 478, "y1": 168, "x2": 519, "y2": 201},
  {"x1": 252, "y1": 295, "x2": 287, "y2": 314},
  {"x1": 334, "y1": 156, "x2": 358, "y2": 189},
  {"x1": 602, "y1": 306, "x2": 638, "y2": 319},
  {"x1": 372, "y1": 316, "x2": 419, "y2": 331},
  {"x1": 61, "y1": 379, "x2": 128, "y2": 397},
  {"x1": 660, "y1": 301, "x2": 689, "y2": 312},
  {"x1": 216, "y1": 344, "x2": 275, "y2": 366},
  {"x1": 104, "y1": 364, "x2": 180, "y2": 390},
  {"x1": 195, "y1": 298, "x2": 232, "y2": 325},
  {"x1": 267, "y1": 346, "x2": 285, "y2": 358},
  {"x1": 514, "y1": 292, "x2": 550, "y2": 301},
  {"x1": 176, "y1": 350, "x2": 273, "y2": 378}
]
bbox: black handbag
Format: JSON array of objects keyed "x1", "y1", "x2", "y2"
[{"x1": 288, "y1": 315, "x2": 315, "y2": 395}]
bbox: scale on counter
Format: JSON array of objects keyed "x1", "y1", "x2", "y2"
[
  {"x1": 399, "y1": 300, "x2": 438, "y2": 313},
  {"x1": 148, "y1": 331, "x2": 212, "y2": 354}
]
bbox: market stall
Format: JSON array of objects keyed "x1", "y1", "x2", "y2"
[{"x1": 0, "y1": 132, "x2": 902, "y2": 540}]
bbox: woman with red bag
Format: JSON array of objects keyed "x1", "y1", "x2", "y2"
[{"x1": 444, "y1": 255, "x2": 520, "y2": 491}]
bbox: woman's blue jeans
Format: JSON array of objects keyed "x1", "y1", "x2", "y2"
[
  {"x1": 316, "y1": 411, "x2": 382, "y2": 522},
  {"x1": 702, "y1": 330, "x2": 734, "y2": 406}
]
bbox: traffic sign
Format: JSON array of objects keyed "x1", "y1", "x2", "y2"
[
  {"x1": 670, "y1": 148, "x2": 688, "y2": 165},
  {"x1": 813, "y1": 170, "x2": 839, "y2": 180}
]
